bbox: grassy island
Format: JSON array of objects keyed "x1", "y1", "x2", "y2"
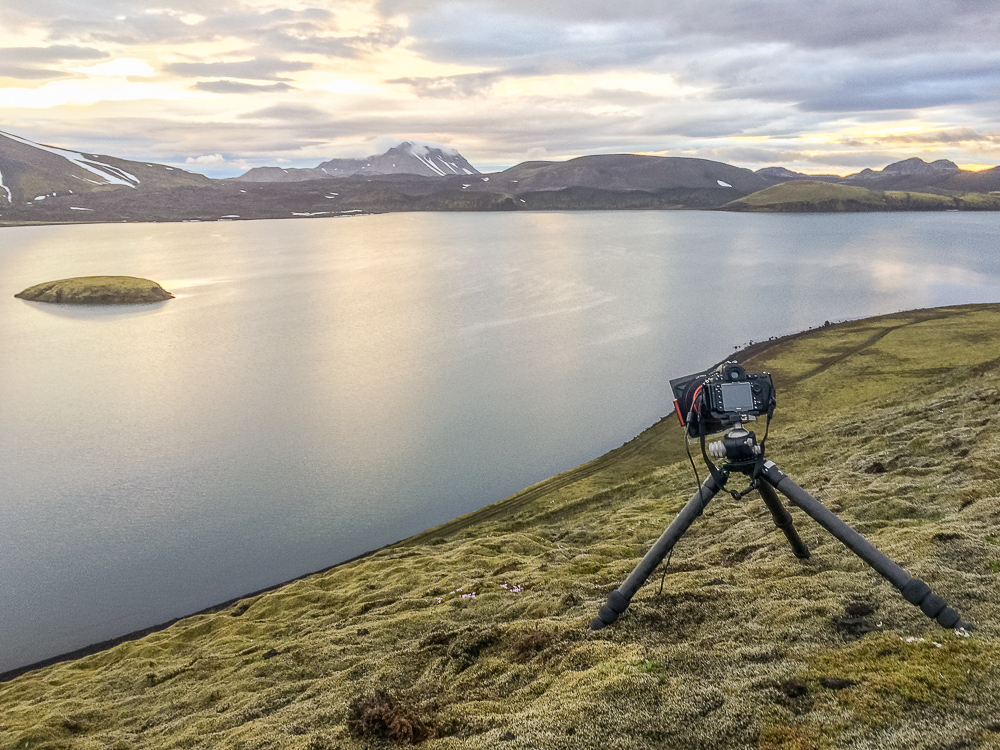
[
  {"x1": 14, "y1": 276, "x2": 174, "y2": 305},
  {"x1": 2, "y1": 304, "x2": 999, "y2": 749}
]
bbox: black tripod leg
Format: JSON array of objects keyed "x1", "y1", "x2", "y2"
[
  {"x1": 757, "y1": 481, "x2": 810, "y2": 559},
  {"x1": 590, "y1": 473, "x2": 724, "y2": 630},
  {"x1": 762, "y1": 461, "x2": 969, "y2": 630}
]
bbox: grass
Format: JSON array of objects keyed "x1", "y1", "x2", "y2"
[{"x1": 3, "y1": 303, "x2": 1000, "y2": 749}]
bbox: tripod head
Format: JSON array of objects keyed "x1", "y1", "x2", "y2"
[{"x1": 708, "y1": 424, "x2": 763, "y2": 470}]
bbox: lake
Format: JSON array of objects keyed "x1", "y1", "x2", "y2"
[{"x1": 2, "y1": 210, "x2": 999, "y2": 673}]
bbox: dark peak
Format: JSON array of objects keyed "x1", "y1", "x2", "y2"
[
  {"x1": 757, "y1": 167, "x2": 804, "y2": 178},
  {"x1": 882, "y1": 157, "x2": 960, "y2": 175}
]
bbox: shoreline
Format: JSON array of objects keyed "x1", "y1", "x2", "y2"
[{"x1": 0, "y1": 320, "x2": 826, "y2": 683}]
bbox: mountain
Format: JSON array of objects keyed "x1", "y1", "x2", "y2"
[
  {"x1": 483, "y1": 154, "x2": 771, "y2": 194},
  {"x1": 235, "y1": 142, "x2": 481, "y2": 182},
  {"x1": 319, "y1": 142, "x2": 480, "y2": 178},
  {"x1": 0, "y1": 129, "x2": 211, "y2": 207},
  {"x1": 755, "y1": 157, "x2": 1000, "y2": 194},
  {"x1": 755, "y1": 166, "x2": 844, "y2": 184},
  {"x1": 848, "y1": 157, "x2": 960, "y2": 181}
]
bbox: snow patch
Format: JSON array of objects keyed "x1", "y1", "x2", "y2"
[
  {"x1": 717, "y1": 180, "x2": 733, "y2": 188},
  {"x1": 0, "y1": 130, "x2": 139, "y2": 188},
  {"x1": 412, "y1": 151, "x2": 446, "y2": 176},
  {"x1": 70, "y1": 206, "x2": 94, "y2": 211},
  {"x1": 0, "y1": 168, "x2": 13, "y2": 204}
]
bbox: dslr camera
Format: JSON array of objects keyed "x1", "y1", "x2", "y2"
[{"x1": 670, "y1": 362, "x2": 775, "y2": 437}]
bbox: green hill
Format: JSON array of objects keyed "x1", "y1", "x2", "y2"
[
  {"x1": 3, "y1": 304, "x2": 1000, "y2": 748},
  {"x1": 727, "y1": 180, "x2": 1000, "y2": 212}
]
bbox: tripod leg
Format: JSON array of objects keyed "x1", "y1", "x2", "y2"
[
  {"x1": 590, "y1": 472, "x2": 724, "y2": 630},
  {"x1": 757, "y1": 481, "x2": 810, "y2": 559},
  {"x1": 762, "y1": 461, "x2": 969, "y2": 630}
]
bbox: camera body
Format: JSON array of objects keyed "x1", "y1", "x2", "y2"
[{"x1": 670, "y1": 362, "x2": 775, "y2": 437}]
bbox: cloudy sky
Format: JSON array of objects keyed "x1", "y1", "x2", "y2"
[{"x1": 1, "y1": 0, "x2": 999, "y2": 177}]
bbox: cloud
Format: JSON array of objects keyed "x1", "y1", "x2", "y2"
[
  {"x1": 377, "y1": 0, "x2": 1000, "y2": 119},
  {"x1": 0, "y1": 44, "x2": 107, "y2": 80},
  {"x1": 388, "y1": 72, "x2": 501, "y2": 98},
  {"x1": 881, "y1": 128, "x2": 1000, "y2": 145},
  {"x1": 380, "y1": 0, "x2": 998, "y2": 51},
  {"x1": 165, "y1": 57, "x2": 312, "y2": 81},
  {"x1": 194, "y1": 80, "x2": 294, "y2": 94},
  {"x1": 238, "y1": 104, "x2": 330, "y2": 121}
]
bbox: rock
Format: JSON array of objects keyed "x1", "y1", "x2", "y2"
[{"x1": 15, "y1": 276, "x2": 173, "y2": 304}]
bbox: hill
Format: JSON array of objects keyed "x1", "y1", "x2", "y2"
[
  {"x1": 727, "y1": 181, "x2": 1000, "y2": 212},
  {"x1": 478, "y1": 154, "x2": 769, "y2": 203},
  {"x1": 0, "y1": 130, "x2": 211, "y2": 207},
  {"x1": 3, "y1": 303, "x2": 999, "y2": 748}
]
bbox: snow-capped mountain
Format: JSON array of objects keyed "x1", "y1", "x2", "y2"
[
  {"x1": 236, "y1": 142, "x2": 480, "y2": 182},
  {"x1": 0, "y1": 129, "x2": 210, "y2": 206},
  {"x1": 319, "y1": 142, "x2": 480, "y2": 178}
]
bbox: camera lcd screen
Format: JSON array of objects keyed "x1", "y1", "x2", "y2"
[{"x1": 720, "y1": 382, "x2": 754, "y2": 411}]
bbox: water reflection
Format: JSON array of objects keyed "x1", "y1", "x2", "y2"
[{"x1": 15, "y1": 299, "x2": 171, "y2": 319}]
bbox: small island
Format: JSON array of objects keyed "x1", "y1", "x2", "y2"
[{"x1": 14, "y1": 276, "x2": 174, "y2": 305}]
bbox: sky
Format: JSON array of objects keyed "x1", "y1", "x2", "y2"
[{"x1": 1, "y1": 0, "x2": 999, "y2": 178}]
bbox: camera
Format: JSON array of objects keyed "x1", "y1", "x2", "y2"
[{"x1": 670, "y1": 362, "x2": 775, "y2": 437}]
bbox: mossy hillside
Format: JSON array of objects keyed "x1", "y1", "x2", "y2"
[
  {"x1": 728, "y1": 181, "x2": 1000, "y2": 212},
  {"x1": 3, "y1": 305, "x2": 1000, "y2": 749},
  {"x1": 15, "y1": 276, "x2": 173, "y2": 304}
]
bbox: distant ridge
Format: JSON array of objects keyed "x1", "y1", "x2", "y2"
[
  {"x1": 756, "y1": 157, "x2": 1000, "y2": 193},
  {"x1": 2, "y1": 126, "x2": 999, "y2": 223}
]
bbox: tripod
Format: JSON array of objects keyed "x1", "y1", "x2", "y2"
[{"x1": 590, "y1": 425, "x2": 969, "y2": 631}]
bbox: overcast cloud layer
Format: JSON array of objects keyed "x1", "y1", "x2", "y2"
[{"x1": 1, "y1": 0, "x2": 998, "y2": 176}]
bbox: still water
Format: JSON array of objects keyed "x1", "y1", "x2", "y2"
[{"x1": 2, "y1": 210, "x2": 999, "y2": 672}]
